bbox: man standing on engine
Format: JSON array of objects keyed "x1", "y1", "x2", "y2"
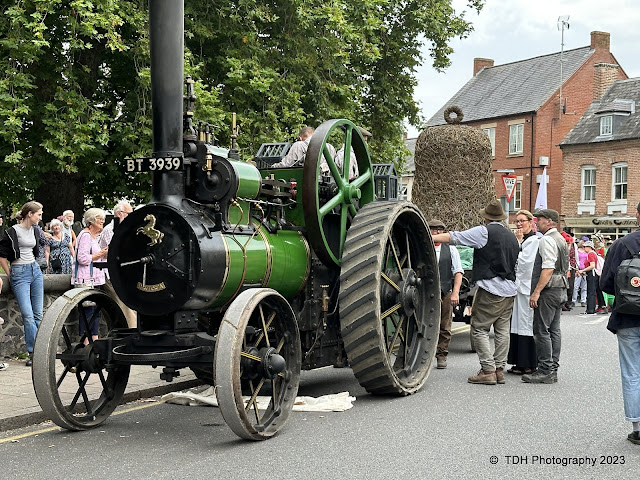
[{"x1": 271, "y1": 126, "x2": 316, "y2": 168}]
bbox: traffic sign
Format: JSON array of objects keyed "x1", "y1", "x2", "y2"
[{"x1": 502, "y1": 174, "x2": 517, "y2": 203}]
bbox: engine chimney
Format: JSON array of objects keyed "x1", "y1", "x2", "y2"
[{"x1": 149, "y1": 0, "x2": 185, "y2": 204}]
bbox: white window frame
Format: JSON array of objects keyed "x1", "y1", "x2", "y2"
[
  {"x1": 600, "y1": 115, "x2": 613, "y2": 136},
  {"x1": 509, "y1": 124, "x2": 523, "y2": 155},
  {"x1": 581, "y1": 165, "x2": 596, "y2": 202},
  {"x1": 514, "y1": 181, "x2": 522, "y2": 210},
  {"x1": 612, "y1": 162, "x2": 627, "y2": 200},
  {"x1": 482, "y1": 127, "x2": 495, "y2": 157}
]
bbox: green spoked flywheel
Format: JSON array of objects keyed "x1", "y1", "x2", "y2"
[{"x1": 302, "y1": 119, "x2": 375, "y2": 267}]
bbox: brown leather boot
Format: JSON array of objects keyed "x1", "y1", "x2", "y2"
[
  {"x1": 496, "y1": 367, "x2": 505, "y2": 384},
  {"x1": 468, "y1": 369, "x2": 497, "y2": 385}
]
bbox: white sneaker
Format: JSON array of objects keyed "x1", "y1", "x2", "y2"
[
  {"x1": 0, "y1": 316, "x2": 4, "y2": 325},
  {"x1": 0, "y1": 362, "x2": 8, "y2": 371}
]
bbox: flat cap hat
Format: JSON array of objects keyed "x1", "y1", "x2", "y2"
[{"x1": 534, "y1": 208, "x2": 559, "y2": 223}]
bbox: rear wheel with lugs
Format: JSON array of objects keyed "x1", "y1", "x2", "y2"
[{"x1": 339, "y1": 201, "x2": 440, "y2": 394}]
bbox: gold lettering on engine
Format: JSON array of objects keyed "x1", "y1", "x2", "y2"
[{"x1": 136, "y1": 282, "x2": 166, "y2": 292}]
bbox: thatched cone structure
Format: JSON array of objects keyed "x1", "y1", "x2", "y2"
[{"x1": 413, "y1": 109, "x2": 495, "y2": 231}]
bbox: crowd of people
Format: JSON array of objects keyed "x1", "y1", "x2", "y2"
[
  {"x1": 0, "y1": 200, "x2": 135, "y2": 367},
  {"x1": 431, "y1": 199, "x2": 640, "y2": 446}
]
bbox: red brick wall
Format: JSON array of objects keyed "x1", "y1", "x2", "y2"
[{"x1": 561, "y1": 139, "x2": 640, "y2": 216}]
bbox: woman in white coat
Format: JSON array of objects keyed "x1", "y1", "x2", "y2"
[{"x1": 507, "y1": 209, "x2": 539, "y2": 374}]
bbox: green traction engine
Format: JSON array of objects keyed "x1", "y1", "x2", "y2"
[{"x1": 31, "y1": 0, "x2": 441, "y2": 441}]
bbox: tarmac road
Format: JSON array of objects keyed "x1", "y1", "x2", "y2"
[{"x1": 1, "y1": 310, "x2": 637, "y2": 479}]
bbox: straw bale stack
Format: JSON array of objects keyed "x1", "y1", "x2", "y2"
[{"x1": 412, "y1": 108, "x2": 495, "y2": 231}]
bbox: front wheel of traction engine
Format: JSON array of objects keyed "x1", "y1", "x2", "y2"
[
  {"x1": 32, "y1": 288, "x2": 130, "y2": 430},
  {"x1": 339, "y1": 201, "x2": 440, "y2": 394},
  {"x1": 214, "y1": 288, "x2": 301, "y2": 440}
]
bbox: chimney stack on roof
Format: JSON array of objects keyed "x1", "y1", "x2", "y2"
[
  {"x1": 473, "y1": 58, "x2": 494, "y2": 76},
  {"x1": 593, "y1": 62, "x2": 619, "y2": 100},
  {"x1": 590, "y1": 31, "x2": 610, "y2": 51}
]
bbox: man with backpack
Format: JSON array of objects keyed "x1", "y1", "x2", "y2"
[{"x1": 600, "y1": 202, "x2": 640, "y2": 446}]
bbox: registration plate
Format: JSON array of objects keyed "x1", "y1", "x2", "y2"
[{"x1": 126, "y1": 156, "x2": 183, "y2": 172}]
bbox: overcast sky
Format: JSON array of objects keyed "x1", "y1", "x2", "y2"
[{"x1": 407, "y1": 0, "x2": 640, "y2": 137}]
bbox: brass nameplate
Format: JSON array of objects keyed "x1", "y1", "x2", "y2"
[{"x1": 136, "y1": 282, "x2": 166, "y2": 292}]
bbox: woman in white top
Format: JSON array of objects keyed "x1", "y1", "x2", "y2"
[
  {"x1": 0, "y1": 202, "x2": 46, "y2": 366},
  {"x1": 507, "y1": 209, "x2": 540, "y2": 375}
]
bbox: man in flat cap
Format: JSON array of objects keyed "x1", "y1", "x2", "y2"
[
  {"x1": 431, "y1": 199, "x2": 519, "y2": 385},
  {"x1": 522, "y1": 209, "x2": 569, "y2": 384},
  {"x1": 429, "y1": 219, "x2": 464, "y2": 369}
]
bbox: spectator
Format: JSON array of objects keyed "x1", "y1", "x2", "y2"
[
  {"x1": 507, "y1": 209, "x2": 539, "y2": 375},
  {"x1": 72, "y1": 208, "x2": 108, "y2": 344},
  {"x1": 600, "y1": 201, "x2": 640, "y2": 445},
  {"x1": 61, "y1": 210, "x2": 77, "y2": 248},
  {"x1": 431, "y1": 199, "x2": 519, "y2": 385},
  {"x1": 580, "y1": 240, "x2": 598, "y2": 315},
  {"x1": 46, "y1": 219, "x2": 74, "y2": 274},
  {"x1": 0, "y1": 201, "x2": 46, "y2": 366},
  {"x1": 429, "y1": 219, "x2": 464, "y2": 369},
  {"x1": 572, "y1": 240, "x2": 588, "y2": 307},
  {"x1": 561, "y1": 231, "x2": 577, "y2": 311},
  {"x1": 523, "y1": 209, "x2": 569, "y2": 384},
  {"x1": 99, "y1": 200, "x2": 137, "y2": 327}
]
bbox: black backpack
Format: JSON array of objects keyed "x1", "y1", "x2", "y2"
[{"x1": 614, "y1": 237, "x2": 640, "y2": 315}]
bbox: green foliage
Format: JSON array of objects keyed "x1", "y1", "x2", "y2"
[{"x1": 0, "y1": 0, "x2": 483, "y2": 209}]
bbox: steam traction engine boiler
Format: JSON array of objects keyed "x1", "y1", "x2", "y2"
[{"x1": 32, "y1": 0, "x2": 440, "y2": 440}]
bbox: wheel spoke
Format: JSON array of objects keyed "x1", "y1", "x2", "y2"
[
  {"x1": 61, "y1": 326, "x2": 72, "y2": 349},
  {"x1": 339, "y1": 205, "x2": 349, "y2": 259},
  {"x1": 388, "y1": 236, "x2": 405, "y2": 281},
  {"x1": 386, "y1": 315, "x2": 404, "y2": 358},
  {"x1": 319, "y1": 192, "x2": 343, "y2": 219},
  {"x1": 343, "y1": 125, "x2": 352, "y2": 182},
  {"x1": 259, "y1": 305, "x2": 271, "y2": 348},
  {"x1": 97, "y1": 370, "x2": 112, "y2": 399},
  {"x1": 56, "y1": 366, "x2": 71, "y2": 388},
  {"x1": 381, "y1": 303, "x2": 402, "y2": 319},
  {"x1": 381, "y1": 272, "x2": 401, "y2": 292},
  {"x1": 246, "y1": 378, "x2": 266, "y2": 423},
  {"x1": 253, "y1": 311, "x2": 275, "y2": 348},
  {"x1": 405, "y1": 230, "x2": 412, "y2": 269},
  {"x1": 350, "y1": 168, "x2": 372, "y2": 188},
  {"x1": 69, "y1": 371, "x2": 91, "y2": 412}
]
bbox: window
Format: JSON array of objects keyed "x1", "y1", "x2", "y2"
[
  {"x1": 483, "y1": 127, "x2": 495, "y2": 156},
  {"x1": 600, "y1": 115, "x2": 613, "y2": 136},
  {"x1": 509, "y1": 124, "x2": 523, "y2": 155},
  {"x1": 581, "y1": 166, "x2": 596, "y2": 202},
  {"x1": 612, "y1": 163, "x2": 627, "y2": 200},
  {"x1": 514, "y1": 181, "x2": 522, "y2": 210}
]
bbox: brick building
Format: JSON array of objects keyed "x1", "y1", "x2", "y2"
[
  {"x1": 425, "y1": 31, "x2": 627, "y2": 224},
  {"x1": 560, "y1": 78, "x2": 640, "y2": 239}
]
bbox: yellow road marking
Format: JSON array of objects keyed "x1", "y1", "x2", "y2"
[
  {"x1": 451, "y1": 324, "x2": 470, "y2": 334},
  {"x1": 0, "y1": 399, "x2": 164, "y2": 444}
]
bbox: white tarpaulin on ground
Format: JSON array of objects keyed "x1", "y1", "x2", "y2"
[{"x1": 162, "y1": 385, "x2": 356, "y2": 412}]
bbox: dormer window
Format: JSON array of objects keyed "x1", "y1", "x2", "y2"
[{"x1": 600, "y1": 115, "x2": 613, "y2": 136}]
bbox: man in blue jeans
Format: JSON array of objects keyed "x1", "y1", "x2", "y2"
[{"x1": 600, "y1": 202, "x2": 640, "y2": 445}]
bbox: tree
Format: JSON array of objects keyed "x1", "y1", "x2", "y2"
[{"x1": 0, "y1": 0, "x2": 483, "y2": 214}]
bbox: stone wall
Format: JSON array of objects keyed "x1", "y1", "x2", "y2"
[{"x1": 0, "y1": 274, "x2": 73, "y2": 359}]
